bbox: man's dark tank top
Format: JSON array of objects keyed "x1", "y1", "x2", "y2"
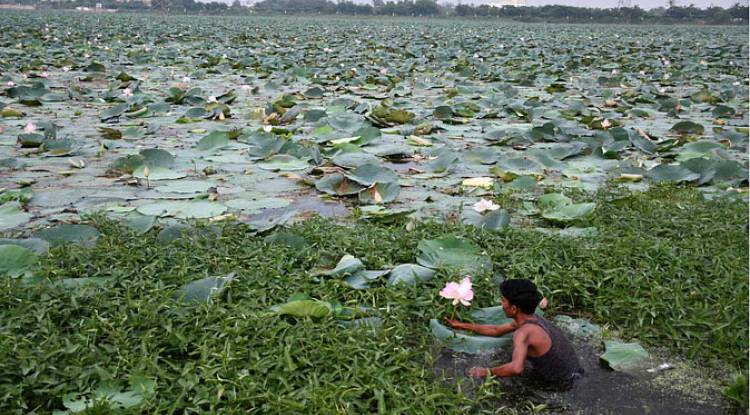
[{"x1": 521, "y1": 316, "x2": 583, "y2": 385}]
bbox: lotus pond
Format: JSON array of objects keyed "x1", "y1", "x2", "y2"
[{"x1": 0, "y1": 11, "x2": 748, "y2": 414}]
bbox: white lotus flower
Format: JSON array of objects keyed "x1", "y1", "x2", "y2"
[
  {"x1": 323, "y1": 47, "x2": 332, "y2": 53},
  {"x1": 601, "y1": 119, "x2": 612, "y2": 129},
  {"x1": 472, "y1": 199, "x2": 500, "y2": 213},
  {"x1": 379, "y1": 68, "x2": 388, "y2": 75},
  {"x1": 121, "y1": 88, "x2": 133, "y2": 97},
  {"x1": 6, "y1": 81, "x2": 14, "y2": 87},
  {"x1": 39, "y1": 72, "x2": 49, "y2": 78},
  {"x1": 240, "y1": 84, "x2": 252, "y2": 91},
  {"x1": 207, "y1": 96, "x2": 217, "y2": 103},
  {"x1": 182, "y1": 76, "x2": 191, "y2": 83}
]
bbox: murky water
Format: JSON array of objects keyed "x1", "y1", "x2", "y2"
[{"x1": 433, "y1": 338, "x2": 727, "y2": 414}]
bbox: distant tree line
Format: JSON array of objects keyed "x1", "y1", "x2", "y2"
[
  {"x1": 8, "y1": 0, "x2": 749, "y2": 23},
  {"x1": 453, "y1": 3, "x2": 749, "y2": 24}
]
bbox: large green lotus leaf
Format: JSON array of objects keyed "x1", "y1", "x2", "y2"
[
  {"x1": 462, "y1": 208, "x2": 510, "y2": 231},
  {"x1": 225, "y1": 197, "x2": 290, "y2": 213},
  {"x1": 712, "y1": 104, "x2": 736, "y2": 118},
  {"x1": 424, "y1": 152, "x2": 460, "y2": 173},
  {"x1": 358, "y1": 182, "x2": 400, "y2": 204},
  {"x1": 264, "y1": 230, "x2": 308, "y2": 251},
  {"x1": 416, "y1": 237, "x2": 492, "y2": 273},
  {"x1": 675, "y1": 140, "x2": 726, "y2": 162},
  {"x1": 542, "y1": 203, "x2": 596, "y2": 223},
  {"x1": 648, "y1": 164, "x2": 700, "y2": 183},
  {"x1": 331, "y1": 152, "x2": 380, "y2": 168},
  {"x1": 155, "y1": 180, "x2": 214, "y2": 194},
  {"x1": 538, "y1": 193, "x2": 572, "y2": 210},
  {"x1": 319, "y1": 254, "x2": 365, "y2": 278},
  {"x1": 0, "y1": 202, "x2": 31, "y2": 231},
  {"x1": 471, "y1": 306, "x2": 513, "y2": 325},
  {"x1": 363, "y1": 143, "x2": 414, "y2": 158},
  {"x1": 344, "y1": 270, "x2": 389, "y2": 289},
  {"x1": 100, "y1": 103, "x2": 129, "y2": 121},
  {"x1": 670, "y1": 121, "x2": 704, "y2": 135},
  {"x1": 344, "y1": 163, "x2": 398, "y2": 186},
  {"x1": 352, "y1": 126, "x2": 382, "y2": 145},
  {"x1": 494, "y1": 157, "x2": 545, "y2": 177},
  {"x1": 34, "y1": 224, "x2": 100, "y2": 246},
  {"x1": 257, "y1": 154, "x2": 309, "y2": 171},
  {"x1": 430, "y1": 319, "x2": 512, "y2": 353},
  {"x1": 600, "y1": 340, "x2": 649, "y2": 371},
  {"x1": 133, "y1": 165, "x2": 186, "y2": 180},
  {"x1": 123, "y1": 214, "x2": 156, "y2": 235},
  {"x1": 243, "y1": 131, "x2": 286, "y2": 160},
  {"x1": 315, "y1": 173, "x2": 365, "y2": 196},
  {"x1": 0, "y1": 245, "x2": 37, "y2": 278},
  {"x1": 387, "y1": 263, "x2": 437, "y2": 286},
  {"x1": 0, "y1": 238, "x2": 49, "y2": 255},
  {"x1": 464, "y1": 148, "x2": 498, "y2": 165},
  {"x1": 136, "y1": 201, "x2": 226, "y2": 219},
  {"x1": 272, "y1": 299, "x2": 332, "y2": 319},
  {"x1": 196, "y1": 131, "x2": 230, "y2": 152},
  {"x1": 174, "y1": 273, "x2": 235, "y2": 304},
  {"x1": 248, "y1": 210, "x2": 297, "y2": 233},
  {"x1": 140, "y1": 149, "x2": 175, "y2": 168},
  {"x1": 328, "y1": 113, "x2": 365, "y2": 133}
]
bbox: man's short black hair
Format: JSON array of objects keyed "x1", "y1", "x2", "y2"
[{"x1": 500, "y1": 279, "x2": 541, "y2": 314}]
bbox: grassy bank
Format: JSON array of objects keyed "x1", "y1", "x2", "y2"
[{"x1": 0, "y1": 185, "x2": 747, "y2": 413}]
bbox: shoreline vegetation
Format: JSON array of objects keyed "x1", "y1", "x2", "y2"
[
  {"x1": 0, "y1": 1, "x2": 747, "y2": 25},
  {"x1": 2, "y1": 185, "x2": 748, "y2": 413}
]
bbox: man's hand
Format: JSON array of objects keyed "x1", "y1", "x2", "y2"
[
  {"x1": 467, "y1": 367, "x2": 491, "y2": 378},
  {"x1": 443, "y1": 318, "x2": 466, "y2": 330}
]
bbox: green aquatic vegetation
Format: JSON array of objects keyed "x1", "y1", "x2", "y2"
[{"x1": 0, "y1": 186, "x2": 745, "y2": 413}]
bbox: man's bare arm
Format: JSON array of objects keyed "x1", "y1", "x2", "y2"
[
  {"x1": 467, "y1": 329, "x2": 530, "y2": 378},
  {"x1": 444, "y1": 318, "x2": 517, "y2": 337}
]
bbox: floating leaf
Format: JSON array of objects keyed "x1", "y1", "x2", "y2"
[
  {"x1": 197, "y1": 130, "x2": 231, "y2": 152},
  {"x1": 0, "y1": 202, "x2": 31, "y2": 231},
  {"x1": 315, "y1": 173, "x2": 365, "y2": 196},
  {"x1": 136, "y1": 201, "x2": 227, "y2": 219},
  {"x1": 600, "y1": 340, "x2": 649, "y2": 371},
  {"x1": 34, "y1": 224, "x2": 100, "y2": 246},
  {"x1": 174, "y1": 273, "x2": 236, "y2": 304},
  {"x1": 430, "y1": 319, "x2": 512, "y2": 353},
  {"x1": 462, "y1": 208, "x2": 510, "y2": 231},
  {"x1": 0, "y1": 238, "x2": 49, "y2": 255},
  {"x1": 648, "y1": 164, "x2": 701, "y2": 183},
  {"x1": 257, "y1": 154, "x2": 309, "y2": 171},
  {"x1": 0, "y1": 244, "x2": 37, "y2": 278},
  {"x1": 416, "y1": 236, "x2": 492, "y2": 273},
  {"x1": 670, "y1": 121, "x2": 704, "y2": 135},
  {"x1": 386, "y1": 264, "x2": 436, "y2": 286},
  {"x1": 272, "y1": 299, "x2": 332, "y2": 319}
]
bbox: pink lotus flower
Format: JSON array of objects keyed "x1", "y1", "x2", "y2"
[
  {"x1": 439, "y1": 277, "x2": 474, "y2": 306},
  {"x1": 39, "y1": 72, "x2": 49, "y2": 78},
  {"x1": 23, "y1": 122, "x2": 36, "y2": 133},
  {"x1": 121, "y1": 88, "x2": 133, "y2": 97},
  {"x1": 6, "y1": 81, "x2": 15, "y2": 87},
  {"x1": 472, "y1": 199, "x2": 499, "y2": 213}
]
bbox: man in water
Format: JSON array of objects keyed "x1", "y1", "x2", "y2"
[{"x1": 445, "y1": 279, "x2": 583, "y2": 387}]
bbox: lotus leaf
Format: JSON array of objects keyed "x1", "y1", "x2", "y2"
[
  {"x1": 430, "y1": 319, "x2": 512, "y2": 354},
  {"x1": 600, "y1": 340, "x2": 649, "y2": 371},
  {"x1": 416, "y1": 236, "x2": 492, "y2": 272}
]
